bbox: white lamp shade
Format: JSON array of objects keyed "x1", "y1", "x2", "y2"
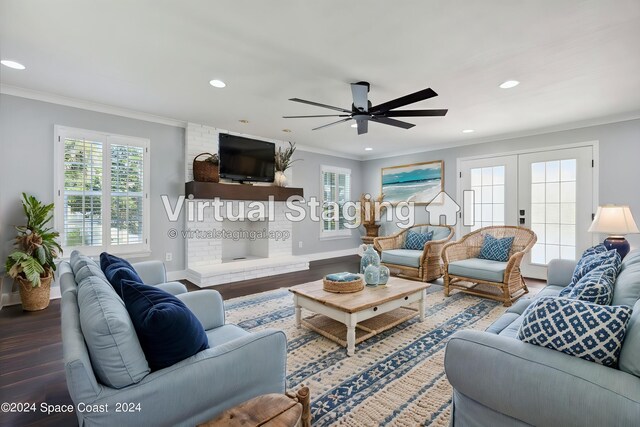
[{"x1": 588, "y1": 205, "x2": 639, "y2": 235}]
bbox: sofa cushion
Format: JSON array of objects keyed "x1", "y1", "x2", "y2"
[
  {"x1": 568, "y1": 249, "x2": 621, "y2": 288},
  {"x1": 120, "y1": 280, "x2": 209, "y2": 371},
  {"x1": 612, "y1": 263, "x2": 640, "y2": 307},
  {"x1": 486, "y1": 312, "x2": 521, "y2": 335},
  {"x1": 206, "y1": 324, "x2": 250, "y2": 346},
  {"x1": 74, "y1": 264, "x2": 107, "y2": 284},
  {"x1": 619, "y1": 299, "x2": 640, "y2": 377},
  {"x1": 70, "y1": 251, "x2": 102, "y2": 278},
  {"x1": 560, "y1": 264, "x2": 617, "y2": 305},
  {"x1": 517, "y1": 297, "x2": 632, "y2": 367},
  {"x1": 534, "y1": 285, "x2": 564, "y2": 300},
  {"x1": 404, "y1": 230, "x2": 433, "y2": 250},
  {"x1": 620, "y1": 249, "x2": 640, "y2": 271},
  {"x1": 448, "y1": 258, "x2": 507, "y2": 283},
  {"x1": 77, "y1": 276, "x2": 150, "y2": 388},
  {"x1": 478, "y1": 235, "x2": 514, "y2": 262},
  {"x1": 381, "y1": 249, "x2": 422, "y2": 268}
]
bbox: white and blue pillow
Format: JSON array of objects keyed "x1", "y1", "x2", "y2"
[
  {"x1": 567, "y1": 248, "x2": 621, "y2": 288},
  {"x1": 404, "y1": 230, "x2": 434, "y2": 250},
  {"x1": 477, "y1": 234, "x2": 514, "y2": 262},
  {"x1": 517, "y1": 297, "x2": 632, "y2": 367},
  {"x1": 559, "y1": 263, "x2": 617, "y2": 305}
]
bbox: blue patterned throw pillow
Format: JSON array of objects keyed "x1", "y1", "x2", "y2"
[
  {"x1": 567, "y1": 249, "x2": 621, "y2": 288},
  {"x1": 477, "y1": 234, "x2": 514, "y2": 262},
  {"x1": 404, "y1": 230, "x2": 434, "y2": 250},
  {"x1": 559, "y1": 264, "x2": 617, "y2": 305},
  {"x1": 517, "y1": 297, "x2": 632, "y2": 366}
]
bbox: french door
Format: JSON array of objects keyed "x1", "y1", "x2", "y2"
[{"x1": 459, "y1": 146, "x2": 594, "y2": 279}]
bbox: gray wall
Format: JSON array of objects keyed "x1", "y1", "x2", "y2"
[
  {"x1": 362, "y1": 118, "x2": 640, "y2": 248},
  {"x1": 0, "y1": 94, "x2": 186, "y2": 281},
  {"x1": 291, "y1": 149, "x2": 363, "y2": 255}
]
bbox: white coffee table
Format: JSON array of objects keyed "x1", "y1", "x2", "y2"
[{"x1": 290, "y1": 277, "x2": 429, "y2": 356}]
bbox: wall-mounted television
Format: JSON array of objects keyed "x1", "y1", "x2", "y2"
[{"x1": 218, "y1": 133, "x2": 275, "y2": 183}]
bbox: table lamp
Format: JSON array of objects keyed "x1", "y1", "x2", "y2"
[{"x1": 588, "y1": 205, "x2": 639, "y2": 259}]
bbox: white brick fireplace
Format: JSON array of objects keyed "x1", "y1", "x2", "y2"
[{"x1": 184, "y1": 123, "x2": 308, "y2": 287}]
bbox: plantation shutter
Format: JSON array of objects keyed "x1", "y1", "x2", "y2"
[
  {"x1": 321, "y1": 166, "x2": 351, "y2": 236},
  {"x1": 110, "y1": 140, "x2": 145, "y2": 245}
]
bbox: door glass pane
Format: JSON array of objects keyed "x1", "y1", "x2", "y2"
[
  {"x1": 470, "y1": 165, "x2": 506, "y2": 231},
  {"x1": 531, "y1": 159, "x2": 577, "y2": 264}
]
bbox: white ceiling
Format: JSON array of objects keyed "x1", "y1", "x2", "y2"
[{"x1": 1, "y1": 0, "x2": 639, "y2": 159}]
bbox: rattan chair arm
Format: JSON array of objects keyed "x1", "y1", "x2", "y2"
[
  {"x1": 442, "y1": 240, "x2": 470, "y2": 264},
  {"x1": 503, "y1": 251, "x2": 527, "y2": 282},
  {"x1": 374, "y1": 231, "x2": 406, "y2": 251}
]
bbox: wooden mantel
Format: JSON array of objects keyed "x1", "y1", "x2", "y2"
[{"x1": 185, "y1": 181, "x2": 304, "y2": 201}]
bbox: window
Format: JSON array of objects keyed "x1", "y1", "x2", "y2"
[
  {"x1": 470, "y1": 165, "x2": 506, "y2": 231},
  {"x1": 321, "y1": 165, "x2": 351, "y2": 238},
  {"x1": 54, "y1": 126, "x2": 150, "y2": 256}
]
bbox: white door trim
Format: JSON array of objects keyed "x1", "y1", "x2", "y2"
[{"x1": 455, "y1": 141, "x2": 600, "y2": 256}]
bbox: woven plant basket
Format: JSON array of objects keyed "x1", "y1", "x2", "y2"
[
  {"x1": 193, "y1": 153, "x2": 220, "y2": 182},
  {"x1": 18, "y1": 274, "x2": 52, "y2": 311},
  {"x1": 323, "y1": 276, "x2": 364, "y2": 293}
]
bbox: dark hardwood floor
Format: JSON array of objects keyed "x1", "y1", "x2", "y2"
[{"x1": 0, "y1": 255, "x2": 544, "y2": 426}]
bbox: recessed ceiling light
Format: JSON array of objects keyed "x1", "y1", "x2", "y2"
[
  {"x1": 209, "y1": 79, "x2": 226, "y2": 88},
  {"x1": 499, "y1": 80, "x2": 519, "y2": 89},
  {"x1": 1, "y1": 60, "x2": 26, "y2": 70},
  {"x1": 364, "y1": 147, "x2": 373, "y2": 151},
  {"x1": 282, "y1": 129, "x2": 292, "y2": 133},
  {"x1": 351, "y1": 123, "x2": 357, "y2": 128},
  {"x1": 462, "y1": 129, "x2": 475, "y2": 133},
  {"x1": 239, "y1": 119, "x2": 249, "y2": 124}
]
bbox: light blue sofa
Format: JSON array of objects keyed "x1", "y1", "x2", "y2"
[
  {"x1": 59, "y1": 257, "x2": 287, "y2": 427},
  {"x1": 445, "y1": 249, "x2": 640, "y2": 426}
]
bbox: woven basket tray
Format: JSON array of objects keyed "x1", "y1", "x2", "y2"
[{"x1": 323, "y1": 276, "x2": 364, "y2": 293}]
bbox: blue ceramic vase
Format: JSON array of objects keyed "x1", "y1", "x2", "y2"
[
  {"x1": 378, "y1": 265, "x2": 390, "y2": 285},
  {"x1": 360, "y1": 244, "x2": 380, "y2": 274},
  {"x1": 364, "y1": 264, "x2": 380, "y2": 286}
]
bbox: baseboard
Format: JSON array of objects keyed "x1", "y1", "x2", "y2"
[
  {"x1": 166, "y1": 270, "x2": 187, "y2": 281},
  {"x1": 302, "y1": 247, "x2": 360, "y2": 262}
]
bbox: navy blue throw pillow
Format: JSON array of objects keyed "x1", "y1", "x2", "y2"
[
  {"x1": 100, "y1": 252, "x2": 142, "y2": 293},
  {"x1": 120, "y1": 279, "x2": 209, "y2": 371}
]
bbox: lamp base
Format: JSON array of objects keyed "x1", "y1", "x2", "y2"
[{"x1": 603, "y1": 236, "x2": 630, "y2": 259}]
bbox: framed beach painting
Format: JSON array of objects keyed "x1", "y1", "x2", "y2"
[{"x1": 381, "y1": 160, "x2": 444, "y2": 204}]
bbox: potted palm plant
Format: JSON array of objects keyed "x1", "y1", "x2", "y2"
[
  {"x1": 5, "y1": 193, "x2": 62, "y2": 311},
  {"x1": 274, "y1": 142, "x2": 299, "y2": 187}
]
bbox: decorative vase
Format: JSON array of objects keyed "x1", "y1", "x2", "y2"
[
  {"x1": 378, "y1": 265, "x2": 390, "y2": 285},
  {"x1": 18, "y1": 274, "x2": 52, "y2": 311},
  {"x1": 274, "y1": 171, "x2": 287, "y2": 187},
  {"x1": 364, "y1": 264, "x2": 380, "y2": 287},
  {"x1": 360, "y1": 244, "x2": 380, "y2": 274}
]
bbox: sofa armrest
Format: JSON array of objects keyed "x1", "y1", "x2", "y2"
[
  {"x1": 547, "y1": 258, "x2": 577, "y2": 287},
  {"x1": 155, "y1": 281, "x2": 188, "y2": 295},
  {"x1": 445, "y1": 330, "x2": 640, "y2": 427},
  {"x1": 132, "y1": 260, "x2": 166, "y2": 285},
  {"x1": 84, "y1": 329, "x2": 287, "y2": 427},
  {"x1": 176, "y1": 289, "x2": 225, "y2": 330}
]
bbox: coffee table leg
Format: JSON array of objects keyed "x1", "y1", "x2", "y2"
[
  {"x1": 294, "y1": 295, "x2": 301, "y2": 328},
  {"x1": 346, "y1": 313, "x2": 357, "y2": 356},
  {"x1": 419, "y1": 289, "x2": 426, "y2": 322}
]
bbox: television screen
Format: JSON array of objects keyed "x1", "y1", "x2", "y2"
[{"x1": 219, "y1": 134, "x2": 275, "y2": 182}]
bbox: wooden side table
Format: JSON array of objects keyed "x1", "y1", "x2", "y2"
[{"x1": 199, "y1": 387, "x2": 311, "y2": 427}]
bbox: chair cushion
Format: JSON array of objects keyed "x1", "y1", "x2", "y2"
[
  {"x1": 478, "y1": 234, "x2": 514, "y2": 262},
  {"x1": 381, "y1": 249, "x2": 422, "y2": 268},
  {"x1": 517, "y1": 296, "x2": 632, "y2": 367},
  {"x1": 568, "y1": 248, "x2": 621, "y2": 288},
  {"x1": 448, "y1": 258, "x2": 507, "y2": 283},
  {"x1": 404, "y1": 230, "x2": 433, "y2": 250},
  {"x1": 120, "y1": 280, "x2": 209, "y2": 371},
  {"x1": 559, "y1": 263, "x2": 617, "y2": 305},
  {"x1": 77, "y1": 276, "x2": 150, "y2": 388}
]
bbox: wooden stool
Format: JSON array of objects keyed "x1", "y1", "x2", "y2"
[{"x1": 199, "y1": 387, "x2": 311, "y2": 427}]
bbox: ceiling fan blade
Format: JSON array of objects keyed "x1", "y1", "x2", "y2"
[
  {"x1": 283, "y1": 114, "x2": 351, "y2": 118},
  {"x1": 351, "y1": 82, "x2": 369, "y2": 112},
  {"x1": 312, "y1": 117, "x2": 352, "y2": 131},
  {"x1": 288, "y1": 98, "x2": 351, "y2": 113},
  {"x1": 370, "y1": 116, "x2": 415, "y2": 129},
  {"x1": 384, "y1": 109, "x2": 448, "y2": 117},
  {"x1": 370, "y1": 88, "x2": 438, "y2": 114},
  {"x1": 356, "y1": 118, "x2": 368, "y2": 135}
]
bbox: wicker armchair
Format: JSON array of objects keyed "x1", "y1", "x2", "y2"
[
  {"x1": 374, "y1": 224, "x2": 455, "y2": 282},
  {"x1": 442, "y1": 226, "x2": 537, "y2": 307}
]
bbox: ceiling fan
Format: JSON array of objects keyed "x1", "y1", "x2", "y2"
[{"x1": 283, "y1": 81, "x2": 447, "y2": 135}]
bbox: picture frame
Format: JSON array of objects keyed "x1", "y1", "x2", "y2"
[{"x1": 381, "y1": 160, "x2": 444, "y2": 204}]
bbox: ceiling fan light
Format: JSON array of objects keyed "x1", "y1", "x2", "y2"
[{"x1": 499, "y1": 80, "x2": 519, "y2": 89}]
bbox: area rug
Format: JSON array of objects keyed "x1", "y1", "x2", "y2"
[{"x1": 225, "y1": 284, "x2": 520, "y2": 426}]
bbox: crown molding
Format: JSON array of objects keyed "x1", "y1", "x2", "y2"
[
  {"x1": 0, "y1": 84, "x2": 188, "y2": 128},
  {"x1": 362, "y1": 110, "x2": 640, "y2": 161}
]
